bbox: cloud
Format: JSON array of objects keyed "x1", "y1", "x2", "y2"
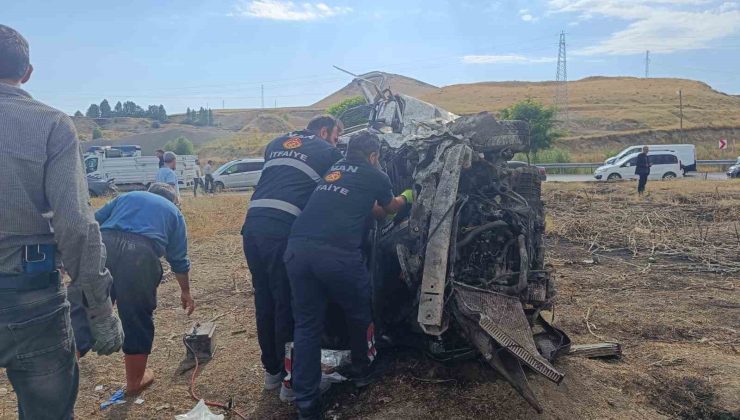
[
  {"x1": 231, "y1": 0, "x2": 351, "y2": 21},
  {"x1": 518, "y1": 8, "x2": 539, "y2": 21},
  {"x1": 462, "y1": 54, "x2": 556, "y2": 64},
  {"x1": 547, "y1": 1, "x2": 740, "y2": 55}
]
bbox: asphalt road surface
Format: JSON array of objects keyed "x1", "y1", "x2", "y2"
[{"x1": 546, "y1": 172, "x2": 730, "y2": 182}]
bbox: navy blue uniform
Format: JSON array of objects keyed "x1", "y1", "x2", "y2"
[
  {"x1": 285, "y1": 159, "x2": 394, "y2": 415},
  {"x1": 242, "y1": 131, "x2": 341, "y2": 376}
]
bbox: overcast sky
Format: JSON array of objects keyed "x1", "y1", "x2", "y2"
[{"x1": 4, "y1": 0, "x2": 740, "y2": 114}]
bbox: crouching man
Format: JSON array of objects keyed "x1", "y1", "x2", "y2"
[
  {"x1": 284, "y1": 133, "x2": 410, "y2": 419},
  {"x1": 70, "y1": 184, "x2": 195, "y2": 394}
]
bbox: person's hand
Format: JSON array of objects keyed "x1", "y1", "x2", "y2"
[
  {"x1": 181, "y1": 291, "x2": 195, "y2": 315},
  {"x1": 88, "y1": 304, "x2": 124, "y2": 355}
]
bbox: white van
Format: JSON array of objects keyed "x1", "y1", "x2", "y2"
[
  {"x1": 212, "y1": 158, "x2": 264, "y2": 192},
  {"x1": 84, "y1": 152, "x2": 197, "y2": 189},
  {"x1": 605, "y1": 144, "x2": 696, "y2": 173},
  {"x1": 594, "y1": 151, "x2": 683, "y2": 181}
]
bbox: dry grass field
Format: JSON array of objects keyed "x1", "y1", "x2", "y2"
[{"x1": 1, "y1": 180, "x2": 737, "y2": 419}]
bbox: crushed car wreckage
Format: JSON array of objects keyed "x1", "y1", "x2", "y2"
[{"x1": 331, "y1": 72, "x2": 571, "y2": 412}]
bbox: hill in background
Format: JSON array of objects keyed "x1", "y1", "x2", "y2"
[
  {"x1": 74, "y1": 72, "x2": 740, "y2": 162},
  {"x1": 312, "y1": 72, "x2": 439, "y2": 108}
]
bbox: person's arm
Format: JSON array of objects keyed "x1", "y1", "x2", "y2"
[
  {"x1": 165, "y1": 211, "x2": 194, "y2": 315},
  {"x1": 94, "y1": 196, "x2": 119, "y2": 225},
  {"x1": 45, "y1": 115, "x2": 113, "y2": 314},
  {"x1": 45, "y1": 115, "x2": 122, "y2": 355}
]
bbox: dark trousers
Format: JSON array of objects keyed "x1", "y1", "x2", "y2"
[
  {"x1": 0, "y1": 280, "x2": 78, "y2": 420},
  {"x1": 284, "y1": 238, "x2": 375, "y2": 414},
  {"x1": 193, "y1": 178, "x2": 205, "y2": 196},
  {"x1": 70, "y1": 231, "x2": 163, "y2": 356},
  {"x1": 204, "y1": 174, "x2": 214, "y2": 193},
  {"x1": 243, "y1": 232, "x2": 293, "y2": 375},
  {"x1": 637, "y1": 174, "x2": 648, "y2": 193}
]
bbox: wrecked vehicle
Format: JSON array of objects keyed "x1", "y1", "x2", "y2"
[{"x1": 331, "y1": 71, "x2": 571, "y2": 411}]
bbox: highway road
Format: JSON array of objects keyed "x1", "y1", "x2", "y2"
[{"x1": 546, "y1": 172, "x2": 731, "y2": 182}]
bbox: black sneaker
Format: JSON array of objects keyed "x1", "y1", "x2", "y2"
[{"x1": 339, "y1": 362, "x2": 383, "y2": 388}]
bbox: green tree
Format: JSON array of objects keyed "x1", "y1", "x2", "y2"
[
  {"x1": 92, "y1": 127, "x2": 103, "y2": 139},
  {"x1": 86, "y1": 104, "x2": 101, "y2": 118},
  {"x1": 73, "y1": 110, "x2": 83, "y2": 117},
  {"x1": 208, "y1": 109, "x2": 214, "y2": 126},
  {"x1": 164, "y1": 136, "x2": 194, "y2": 155},
  {"x1": 99, "y1": 99, "x2": 112, "y2": 118},
  {"x1": 499, "y1": 99, "x2": 562, "y2": 155},
  {"x1": 327, "y1": 96, "x2": 369, "y2": 128},
  {"x1": 114, "y1": 101, "x2": 123, "y2": 115},
  {"x1": 158, "y1": 105, "x2": 167, "y2": 122}
]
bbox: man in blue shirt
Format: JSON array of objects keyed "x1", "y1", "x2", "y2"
[
  {"x1": 155, "y1": 151, "x2": 180, "y2": 198},
  {"x1": 285, "y1": 132, "x2": 410, "y2": 420},
  {"x1": 241, "y1": 115, "x2": 343, "y2": 399},
  {"x1": 70, "y1": 184, "x2": 195, "y2": 395}
]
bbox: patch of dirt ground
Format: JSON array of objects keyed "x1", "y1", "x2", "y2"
[{"x1": 1, "y1": 180, "x2": 738, "y2": 419}]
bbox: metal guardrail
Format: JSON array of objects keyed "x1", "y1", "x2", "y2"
[{"x1": 537, "y1": 160, "x2": 737, "y2": 172}]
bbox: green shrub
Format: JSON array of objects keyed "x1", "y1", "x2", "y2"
[
  {"x1": 92, "y1": 127, "x2": 103, "y2": 139},
  {"x1": 164, "y1": 136, "x2": 194, "y2": 155}
]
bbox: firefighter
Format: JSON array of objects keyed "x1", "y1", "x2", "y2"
[
  {"x1": 284, "y1": 132, "x2": 411, "y2": 419},
  {"x1": 0, "y1": 24, "x2": 123, "y2": 419},
  {"x1": 241, "y1": 115, "x2": 343, "y2": 399}
]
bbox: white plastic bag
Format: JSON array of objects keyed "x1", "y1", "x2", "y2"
[{"x1": 175, "y1": 400, "x2": 224, "y2": 420}]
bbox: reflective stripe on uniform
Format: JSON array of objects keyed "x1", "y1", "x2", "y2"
[
  {"x1": 263, "y1": 158, "x2": 321, "y2": 182},
  {"x1": 249, "y1": 199, "x2": 302, "y2": 217}
]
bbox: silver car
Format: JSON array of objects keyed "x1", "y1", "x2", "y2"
[{"x1": 212, "y1": 158, "x2": 264, "y2": 192}]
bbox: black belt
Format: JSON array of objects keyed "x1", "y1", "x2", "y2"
[{"x1": 0, "y1": 271, "x2": 60, "y2": 291}]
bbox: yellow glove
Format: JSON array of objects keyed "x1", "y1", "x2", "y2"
[{"x1": 400, "y1": 189, "x2": 414, "y2": 204}]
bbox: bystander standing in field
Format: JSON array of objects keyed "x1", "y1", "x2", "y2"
[
  {"x1": 156, "y1": 151, "x2": 180, "y2": 200},
  {"x1": 636, "y1": 146, "x2": 651, "y2": 196},
  {"x1": 204, "y1": 160, "x2": 214, "y2": 193},
  {"x1": 194, "y1": 159, "x2": 205, "y2": 196},
  {"x1": 0, "y1": 24, "x2": 123, "y2": 419},
  {"x1": 70, "y1": 184, "x2": 195, "y2": 395}
]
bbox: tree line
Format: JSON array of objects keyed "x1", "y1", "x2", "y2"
[
  {"x1": 77, "y1": 99, "x2": 168, "y2": 122},
  {"x1": 184, "y1": 107, "x2": 215, "y2": 126}
]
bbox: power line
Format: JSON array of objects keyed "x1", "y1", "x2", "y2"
[{"x1": 555, "y1": 31, "x2": 569, "y2": 127}]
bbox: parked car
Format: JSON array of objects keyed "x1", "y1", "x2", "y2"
[
  {"x1": 605, "y1": 144, "x2": 696, "y2": 173},
  {"x1": 212, "y1": 158, "x2": 264, "y2": 192},
  {"x1": 85, "y1": 145, "x2": 142, "y2": 157},
  {"x1": 728, "y1": 157, "x2": 740, "y2": 178},
  {"x1": 507, "y1": 160, "x2": 547, "y2": 181},
  {"x1": 594, "y1": 151, "x2": 683, "y2": 181},
  {"x1": 86, "y1": 174, "x2": 118, "y2": 197}
]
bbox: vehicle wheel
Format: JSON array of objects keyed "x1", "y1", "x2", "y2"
[
  {"x1": 662, "y1": 172, "x2": 676, "y2": 180},
  {"x1": 607, "y1": 173, "x2": 621, "y2": 181},
  {"x1": 214, "y1": 182, "x2": 225, "y2": 193}
]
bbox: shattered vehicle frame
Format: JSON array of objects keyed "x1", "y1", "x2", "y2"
[{"x1": 333, "y1": 71, "x2": 571, "y2": 412}]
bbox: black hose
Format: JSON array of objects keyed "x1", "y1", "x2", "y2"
[{"x1": 456, "y1": 220, "x2": 512, "y2": 250}]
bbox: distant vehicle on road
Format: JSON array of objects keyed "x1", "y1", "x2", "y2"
[
  {"x1": 86, "y1": 175, "x2": 117, "y2": 197},
  {"x1": 594, "y1": 151, "x2": 683, "y2": 181},
  {"x1": 84, "y1": 150, "x2": 197, "y2": 190},
  {"x1": 605, "y1": 144, "x2": 696, "y2": 173},
  {"x1": 85, "y1": 145, "x2": 142, "y2": 157},
  {"x1": 507, "y1": 160, "x2": 547, "y2": 181},
  {"x1": 728, "y1": 157, "x2": 740, "y2": 178},
  {"x1": 212, "y1": 158, "x2": 264, "y2": 192}
]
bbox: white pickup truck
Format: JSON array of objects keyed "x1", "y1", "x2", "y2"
[{"x1": 84, "y1": 151, "x2": 198, "y2": 190}]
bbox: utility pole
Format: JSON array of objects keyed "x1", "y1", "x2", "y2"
[
  {"x1": 222, "y1": 100, "x2": 225, "y2": 109},
  {"x1": 645, "y1": 50, "x2": 650, "y2": 78},
  {"x1": 261, "y1": 85, "x2": 264, "y2": 109},
  {"x1": 678, "y1": 89, "x2": 684, "y2": 143},
  {"x1": 555, "y1": 31, "x2": 569, "y2": 127}
]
